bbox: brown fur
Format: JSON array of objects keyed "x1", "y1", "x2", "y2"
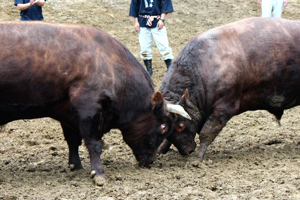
[
  {"x1": 0, "y1": 21, "x2": 173, "y2": 183},
  {"x1": 160, "y1": 17, "x2": 300, "y2": 161}
]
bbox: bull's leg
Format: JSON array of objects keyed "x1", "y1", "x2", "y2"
[
  {"x1": 79, "y1": 120, "x2": 106, "y2": 186},
  {"x1": 157, "y1": 139, "x2": 172, "y2": 154},
  {"x1": 61, "y1": 123, "x2": 83, "y2": 170},
  {"x1": 69, "y1": 88, "x2": 111, "y2": 186},
  {"x1": 193, "y1": 112, "x2": 230, "y2": 162}
]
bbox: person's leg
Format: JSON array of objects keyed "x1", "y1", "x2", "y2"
[
  {"x1": 261, "y1": 0, "x2": 273, "y2": 17},
  {"x1": 139, "y1": 27, "x2": 153, "y2": 75},
  {"x1": 151, "y1": 26, "x2": 174, "y2": 70},
  {"x1": 143, "y1": 59, "x2": 153, "y2": 76},
  {"x1": 272, "y1": 0, "x2": 284, "y2": 17}
]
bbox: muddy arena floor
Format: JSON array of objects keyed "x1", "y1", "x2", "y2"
[{"x1": 1, "y1": 0, "x2": 300, "y2": 199}]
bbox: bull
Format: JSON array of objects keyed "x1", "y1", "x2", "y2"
[
  {"x1": 159, "y1": 17, "x2": 300, "y2": 162},
  {"x1": 0, "y1": 21, "x2": 190, "y2": 185}
]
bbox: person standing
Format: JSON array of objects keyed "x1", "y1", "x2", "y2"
[
  {"x1": 15, "y1": 0, "x2": 46, "y2": 21},
  {"x1": 257, "y1": 0, "x2": 288, "y2": 17},
  {"x1": 129, "y1": 0, "x2": 174, "y2": 76}
]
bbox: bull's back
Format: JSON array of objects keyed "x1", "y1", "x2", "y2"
[
  {"x1": 0, "y1": 21, "x2": 148, "y2": 101},
  {"x1": 163, "y1": 18, "x2": 300, "y2": 112},
  {"x1": 1, "y1": 22, "x2": 97, "y2": 102},
  {"x1": 0, "y1": 21, "x2": 151, "y2": 123},
  {"x1": 209, "y1": 18, "x2": 300, "y2": 112},
  {"x1": 210, "y1": 18, "x2": 300, "y2": 110},
  {"x1": 196, "y1": 17, "x2": 300, "y2": 74}
]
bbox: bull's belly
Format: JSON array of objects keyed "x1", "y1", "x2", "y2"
[
  {"x1": 241, "y1": 88, "x2": 300, "y2": 113},
  {"x1": 264, "y1": 91, "x2": 300, "y2": 109},
  {"x1": 0, "y1": 104, "x2": 50, "y2": 125}
]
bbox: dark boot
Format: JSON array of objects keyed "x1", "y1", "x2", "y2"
[
  {"x1": 164, "y1": 59, "x2": 172, "y2": 70},
  {"x1": 143, "y1": 59, "x2": 153, "y2": 76}
]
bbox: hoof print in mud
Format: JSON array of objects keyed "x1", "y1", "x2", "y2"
[
  {"x1": 190, "y1": 160, "x2": 202, "y2": 168},
  {"x1": 93, "y1": 176, "x2": 106, "y2": 186}
]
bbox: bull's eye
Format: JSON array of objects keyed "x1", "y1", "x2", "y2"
[
  {"x1": 176, "y1": 123, "x2": 185, "y2": 133},
  {"x1": 160, "y1": 124, "x2": 167, "y2": 134}
]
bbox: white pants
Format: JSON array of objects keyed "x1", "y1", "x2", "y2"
[
  {"x1": 139, "y1": 26, "x2": 174, "y2": 61},
  {"x1": 261, "y1": 0, "x2": 284, "y2": 17}
]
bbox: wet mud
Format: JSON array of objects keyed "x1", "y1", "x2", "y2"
[{"x1": 1, "y1": 0, "x2": 300, "y2": 199}]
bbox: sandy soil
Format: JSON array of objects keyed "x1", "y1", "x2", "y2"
[{"x1": 1, "y1": 0, "x2": 300, "y2": 199}]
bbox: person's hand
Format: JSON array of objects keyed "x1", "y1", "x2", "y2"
[
  {"x1": 283, "y1": 0, "x2": 288, "y2": 7},
  {"x1": 157, "y1": 20, "x2": 164, "y2": 30},
  {"x1": 257, "y1": 0, "x2": 262, "y2": 5},
  {"x1": 32, "y1": 0, "x2": 40, "y2": 5},
  {"x1": 29, "y1": 0, "x2": 36, "y2": 6},
  {"x1": 134, "y1": 21, "x2": 140, "y2": 33}
]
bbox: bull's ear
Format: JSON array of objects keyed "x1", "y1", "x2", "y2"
[
  {"x1": 151, "y1": 91, "x2": 164, "y2": 110},
  {"x1": 178, "y1": 88, "x2": 201, "y2": 121},
  {"x1": 179, "y1": 88, "x2": 189, "y2": 105}
]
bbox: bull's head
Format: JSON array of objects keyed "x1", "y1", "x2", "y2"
[
  {"x1": 122, "y1": 91, "x2": 191, "y2": 167},
  {"x1": 159, "y1": 89, "x2": 203, "y2": 156}
]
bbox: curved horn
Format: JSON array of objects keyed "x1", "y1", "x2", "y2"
[{"x1": 167, "y1": 104, "x2": 192, "y2": 120}]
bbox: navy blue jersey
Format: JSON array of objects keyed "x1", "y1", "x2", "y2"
[
  {"x1": 14, "y1": 0, "x2": 46, "y2": 21},
  {"x1": 129, "y1": 0, "x2": 174, "y2": 28}
]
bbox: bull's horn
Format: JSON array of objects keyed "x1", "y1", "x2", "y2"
[{"x1": 167, "y1": 104, "x2": 192, "y2": 120}]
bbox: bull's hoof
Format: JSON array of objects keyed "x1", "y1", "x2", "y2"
[
  {"x1": 93, "y1": 175, "x2": 106, "y2": 186},
  {"x1": 69, "y1": 164, "x2": 84, "y2": 171},
  {"x1": 189, "y1": 159, "x2": 202, "y2": 168},
  {"x1": 189, "y1": 156, "x2": 203, "y2": 164}
]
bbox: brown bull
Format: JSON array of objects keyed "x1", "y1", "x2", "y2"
[
  {"x1": 159, "y1": 17, "x2": 300, "y2": 161},
  {"x1": 0, "y1": 21, "x2": 190, "y2": 185}
]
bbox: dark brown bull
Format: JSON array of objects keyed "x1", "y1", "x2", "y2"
[
  {"x1": 159, "y1": 17, "x2": 300, "y2": 162},
  {"x1": 0, "y1": 21, "x2": 190, "y2": 185}
]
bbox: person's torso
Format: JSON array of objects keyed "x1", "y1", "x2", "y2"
[
  {"x1": 15, "y1": 0, "x2": 44, "y2": 21},
  {"x1": 138, "y1": 0, "x2": 171, "y2": 28}
]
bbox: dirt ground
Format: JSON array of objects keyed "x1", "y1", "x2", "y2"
[{"x1": 1, "y1": 0, "x2": 300, "y2": 199}]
